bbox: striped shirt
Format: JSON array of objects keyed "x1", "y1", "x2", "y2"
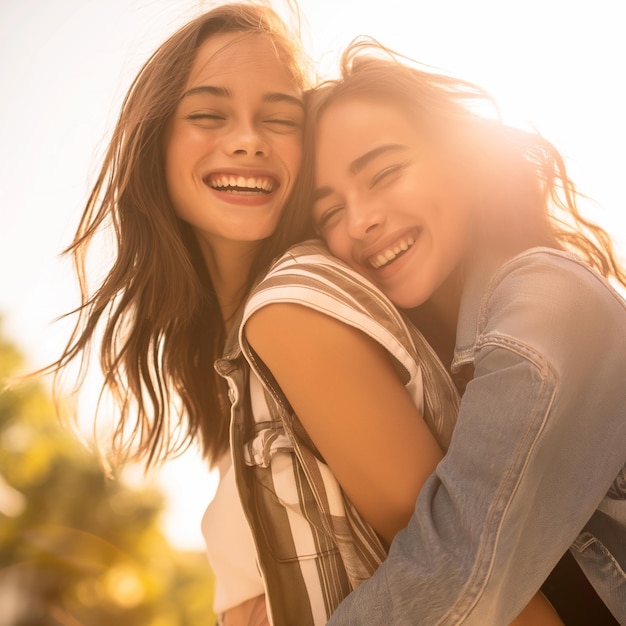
[{"x1": 215, "y1": 240, "x2": 459, "y2": 625}]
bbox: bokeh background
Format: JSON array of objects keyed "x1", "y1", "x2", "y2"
[{"x1": 1, "y1": 0, "x2": 624, "y2": 623}]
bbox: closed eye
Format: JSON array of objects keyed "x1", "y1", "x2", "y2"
[
  {"x1": 369, "y1": 162, "x2": 409, "y2": 188},
  {"x1": 264, "y1": 116, "x2": 303, "y2": 134},
  {"x1": 315, "y1": 204, "x2": 345, "y2": 230},
  {"x1": 266, "y1": 118, "x2": 299, "y2": 127},
  {"x1": 186, "y1": 112, "x2": 226, "y2": 123}
]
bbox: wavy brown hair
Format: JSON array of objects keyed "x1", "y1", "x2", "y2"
[
  {"x1": 46, "y1": 2, "x2": 312, "y2": 469},
  {"x1": 295, "y1": 38, "x2": 625, "y2": 290}
]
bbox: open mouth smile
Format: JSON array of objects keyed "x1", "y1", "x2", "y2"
[
  {"x1": 205, "y1": 174, "x2": 276, "y2": 195},
  {"x1": 368, "y1": 234, "x2": 416, "y2": 270}
]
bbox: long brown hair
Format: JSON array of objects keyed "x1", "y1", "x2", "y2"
[
  {"x1": 298, "y1": 38, "x2": 625, "y2": 289},
  {"x1": 47, "y1": 2, "x2": 312, "y2": 469}
]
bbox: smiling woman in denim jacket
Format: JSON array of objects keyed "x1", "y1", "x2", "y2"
[{"x1": 243, "y1": 39, "x2": 626, "y2": 625}]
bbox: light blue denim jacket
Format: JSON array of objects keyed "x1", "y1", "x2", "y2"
[{"x1": 328, "y1": 247, "x2": 626, "y2": 625}]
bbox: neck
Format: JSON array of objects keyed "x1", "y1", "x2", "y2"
[
  {"x1": 198, "y1": 237, "x2": 261, "y2": 335},
  {"x1": 407, "y1": 301, "x2": 456, "y2": 371},
  {"x1": 407, "y1": 268, "x2": 463, "y2": 371}
]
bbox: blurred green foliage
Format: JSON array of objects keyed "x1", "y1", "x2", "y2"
[{"x1": 0, "y1": 320, "x2": 217, "y2": 625}]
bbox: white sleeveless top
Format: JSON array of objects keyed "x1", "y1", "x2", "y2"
[{"x1": 201, "y1": 451, "x2": 264, "y2": 613}]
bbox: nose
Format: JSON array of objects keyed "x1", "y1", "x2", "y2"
[
  {"x1": 346, "y1": 195, "x2": 386, "y2": 240},
  {"x1": 225, "y1": 120, "x2": 269, "y2": 158}
]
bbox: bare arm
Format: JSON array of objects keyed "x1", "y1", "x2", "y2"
[
  {"x1": 246, "y1": 302, "x2": 562, "y2": 625},
  {"x1": 245, "y1": 302, "x2": 443, "y2": 543}
]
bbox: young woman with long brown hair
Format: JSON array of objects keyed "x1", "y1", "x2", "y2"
[{"x1": 45, "y1": 3, "x2": 311, "y2": 623}]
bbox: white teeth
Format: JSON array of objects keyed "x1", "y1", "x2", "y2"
[
  {"x1": 207, "y1": 175, "x2": 274, "y2": 193},
  {"x1": 369, "y1": 235, "x2": 416, "y2": 269},
  {"x1": 375, "y1": 253, "x2": 387, "y2": 267}
]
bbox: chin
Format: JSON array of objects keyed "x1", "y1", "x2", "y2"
[
  {"x1": 378, "y1": 276, "x2": 427, "y2": 309},
  {"x1": 383, "y1": 291, "x2": 422, "y2": 310}
]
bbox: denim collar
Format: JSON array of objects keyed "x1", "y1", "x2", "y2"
[{"x1": 453, "y1": 249, "x2": 519, "y2": 371}]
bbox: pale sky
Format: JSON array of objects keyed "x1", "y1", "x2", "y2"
[{"x1": 1, "y1": 0, "x2": 624, "y2": 550}]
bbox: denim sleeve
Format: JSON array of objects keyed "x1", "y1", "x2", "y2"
[{"x1": 328, "y1": 252, "x2": 626, "y2": 625}]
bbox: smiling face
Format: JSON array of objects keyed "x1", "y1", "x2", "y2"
[
  {"x1": 313, "y1": 97, "x2": 475, "y2": 310},
  {"x1": 165, "y1": 32, "x2": 304, "y2": 255}
]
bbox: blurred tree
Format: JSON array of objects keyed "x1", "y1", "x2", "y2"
[{"x1": 0, "y1": 318, "x2": 216, "y2": 625}]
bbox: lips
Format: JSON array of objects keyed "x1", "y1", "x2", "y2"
[
  {"x1": 204, "y1": 173, "x2": 276, "y2": 194},
  {"x1": 368, "y1": 233, "x2": 416, "y2": 270}
]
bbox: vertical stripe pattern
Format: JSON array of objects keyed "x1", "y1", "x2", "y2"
[{"x1": 224, "y1": 240, "x2": 459, "y2": 625}]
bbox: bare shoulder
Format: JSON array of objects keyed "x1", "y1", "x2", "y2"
[{"x1": 245, "y1": 302, "x2": 371, "y2": 361}]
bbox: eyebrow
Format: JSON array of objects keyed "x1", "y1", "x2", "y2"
[
  {"x1": 181, "y1": 85, "x2": 303, "y2": 109},
  {"x1": 312, "y1": 143, "x2": 409, "y2": 203},
  {"x1": 350, "y1": 143, "x2": 409, "y2": 175},
  {"x1": 312, "y1": 186, "x2": 333, "y2": 204}
]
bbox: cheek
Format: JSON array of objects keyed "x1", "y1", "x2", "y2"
[
  {"x1": 280, "y1": 136, "x2": 303, "y2": 178},
  {"x1": 437, "y1": 202, "x2": 474, "y2": 274},
  {"x1": 450, "y1": 198, "x2": 474, "y2": 245},
  {"x1": 164, "y1": 131, "x2": 191, "y2": 185},
  {"x1": 325, "y1": 231, "x2": 352, "y2": 265},
  {"x1": 163, "y1": 140, "x2": 196, "y2": 217},
  {"x1": 163, "y1": 151, "x2": 181, "y2": 206},
  {"x1": 167, "y1": 121, "x2": 218, "y2": 163}
]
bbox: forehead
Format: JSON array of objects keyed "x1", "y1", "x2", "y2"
[
  {"x1": 186, "y1": 32, "x2": 298, "y2": 90},
  {"x1": 316, "y1": 98, "x2": 418, "y2": 164}
]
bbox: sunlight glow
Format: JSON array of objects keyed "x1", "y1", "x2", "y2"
[{"x1": 1, "y1": 0, "x2": 623, "y2": 551}]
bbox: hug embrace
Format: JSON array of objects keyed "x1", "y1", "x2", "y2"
[{"x1": 46, "y1": 2, "x2": 625, "y2": 625}]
